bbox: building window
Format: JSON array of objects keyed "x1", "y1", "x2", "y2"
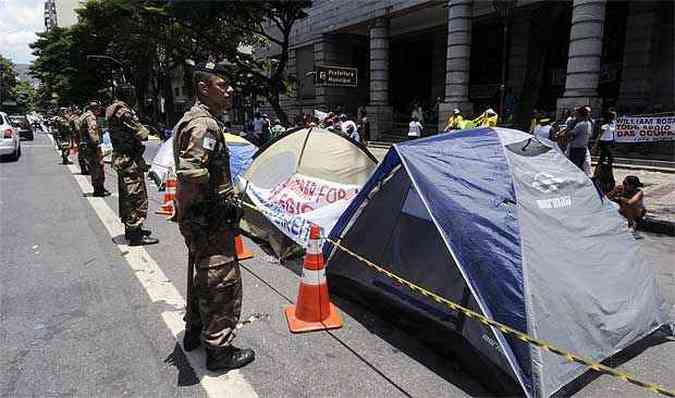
[
  {"x1": 296, "y1": 45, "x2": 315, "y2": 99},
  {"x1": 174, "y1": 87, "x2": 180, "y2": 97}
]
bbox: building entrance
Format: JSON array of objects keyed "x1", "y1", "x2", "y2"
[{"x1": 390, "y1": 34, "x2": 434, "y2": 127}]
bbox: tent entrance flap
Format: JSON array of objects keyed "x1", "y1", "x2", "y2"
[{"x1": 326, "y1": 165, "x2": 522, "y2": 391}]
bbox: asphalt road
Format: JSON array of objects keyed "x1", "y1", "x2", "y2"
[{"x1": 0, "y1": 130, "x2": 673, "y2": 398}]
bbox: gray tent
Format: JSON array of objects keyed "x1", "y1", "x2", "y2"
[
  {"x1": 326, "y1": 127, "x2": 669, "y2": 397},
  {"x1": 239, "y1": 127, "x2": 377, "y2": 259}
]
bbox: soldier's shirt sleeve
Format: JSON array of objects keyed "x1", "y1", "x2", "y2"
[
  {"x1": 118, "y1": 108, "x2": 149, "y2": 142},
  {"x1": 87, "y1": 115, "x2": 101, "y2": 145},
  {"x1": 176, "y1": 122, "x2": 212, "y2": 185}
]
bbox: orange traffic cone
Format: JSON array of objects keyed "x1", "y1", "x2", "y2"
[
  {"x1": 156, "y1": 172, "x2": 176, "y2": 218},
  {"x1": 234, "y1": 234, "x2": 254, "y2": 260},
  {"x1": 285, "y1": 224, "x2": 342, "y2": 333}
]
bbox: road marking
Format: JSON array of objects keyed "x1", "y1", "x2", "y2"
[{"x1": 67, "y1": 164, "x2": 258, "y2": 398}]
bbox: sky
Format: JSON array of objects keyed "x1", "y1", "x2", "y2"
[{"x1": 0, "y1": 0, "x2": 45, "y2": 65}]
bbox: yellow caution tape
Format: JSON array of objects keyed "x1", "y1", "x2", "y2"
[
  {"x1": 324, "y1": 238, "x2": 675, "y2": 397},
  {"x1": 239, "y1": 199, "x2": 675, "y2": 396}
]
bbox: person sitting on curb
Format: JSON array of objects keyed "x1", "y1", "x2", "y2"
[{"x1": 608, "y1": 175, "x2": 646, "y2": 234}]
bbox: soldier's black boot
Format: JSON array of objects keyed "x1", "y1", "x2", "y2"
[
  {"x1": 183, "y1": 329, "x2": 202, "y2": 352},
  {"x1": 126, "y1": 229, "x2": 159, "y2": 246},
  {"x1": 206, "y1": 347, "x2": 255, "y2": 372},
  {"x1": 92, "y1": 187, "x2": 111, "y2": 197}
]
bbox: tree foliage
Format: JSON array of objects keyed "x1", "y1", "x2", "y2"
[
  {"x1": 29, "y1": 26, "x2": 105, "y2": 107},
  {"x1": 147, "y1": 0, "x2": 312, "y2": 125},
  {"x1": 0, "y1": 55, "x2": 19, "y2": 103},
  {"x1": 29, "y1": 0, "x2": 312, "y2": 124}
]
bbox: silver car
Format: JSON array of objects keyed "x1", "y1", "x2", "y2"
[{"x1": 0, "y1": 111, "x2": 21, "y2": 161}]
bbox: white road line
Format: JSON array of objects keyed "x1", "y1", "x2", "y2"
[{"x1": 67, "y1": 164, "x2": 258, "y2": 398}]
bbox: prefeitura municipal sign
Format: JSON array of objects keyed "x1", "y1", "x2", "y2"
[{"x1": 315, "y1": 65, "x2": 358, "y2": 87}]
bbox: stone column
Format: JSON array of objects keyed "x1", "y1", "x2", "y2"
[
  {"x1": 366, "y1": 18, "x2": 392, "y2": 140},
  {"x1": 616, "y1": 2, "x2": 659, "y2": 113},
  {"x1": 556, "y1": 0, "x2": 607, "y2": 118},
  {"x1": 438, "y1": 0, "x2": 474, "y2": 132}
]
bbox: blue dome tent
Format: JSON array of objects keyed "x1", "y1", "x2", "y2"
[{"x1": 325, "y1": 127, "x2": 668, "y2": 397}]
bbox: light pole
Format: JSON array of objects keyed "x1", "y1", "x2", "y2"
[{"x1": 493, "y1": 0, "x2": 517, "y2": 123}]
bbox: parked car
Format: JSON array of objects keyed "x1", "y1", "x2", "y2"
[
  {"x1": 8, "y1": 115, "x2": 34, "y2": 141},
  {"x1": 0, "y1": 112, "x2": 21, "y2": 161}
]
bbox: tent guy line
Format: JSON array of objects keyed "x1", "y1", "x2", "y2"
[{"x1": 238, "y1": 197, "x2": 675, "y2": 398}]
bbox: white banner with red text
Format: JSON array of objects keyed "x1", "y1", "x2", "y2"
[
  {"x1": 615, "y1": 116, "x2": 675, "y2": 143},
  {"x1": 241, "y1": 174, "x2": 360, "y2": 247}
]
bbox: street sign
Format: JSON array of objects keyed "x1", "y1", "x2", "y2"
[{"x1": 315, "y1": 65, "x2": 358, "y2": 88}]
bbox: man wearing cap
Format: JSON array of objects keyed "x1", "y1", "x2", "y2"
[
  {"x1": 79, "y1": 101, "x2": 109, "y2": 196},
  {"x1": 106, "y1": 85, "x2": 158, "y2": 246},
  {"x1": 173, "y1": 62, "x2": 254, "y2": 371},
  {"x1": 53, "y1": 108, "x2": 73, "y2": 164},
  {"x1": 68, "y1": 107, "x2": 88, "y2": 174}
]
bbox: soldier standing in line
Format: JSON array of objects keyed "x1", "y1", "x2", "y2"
[
  {"x1": 54, "y1": 108, "x2": 73, "y2": 164},
  {"x1": 106, "y1": 85, "x2": 159, "y2": 246},
  {"x1": 79, "y1": 101, "x2": 110, "y2": 196},
  {"x1": 68, "y1": 107, "x2": 88, "y2": 175},
  {"x1": 173, "y1": 62, "x2": 254, "y2": 371}
]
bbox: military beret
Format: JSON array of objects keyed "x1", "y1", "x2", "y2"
[{"x1": 188, "y1": 59, "x2": 234, "y2": 79}]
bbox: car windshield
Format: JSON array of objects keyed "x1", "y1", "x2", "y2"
[{"x1": 9, "y1": 116, "x2": 29, "y2": 128}]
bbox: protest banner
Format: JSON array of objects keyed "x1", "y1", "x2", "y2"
[
  {"x1": 242, "y1": 174, "x2": 361, "y2": 247},
  {"x1": 615, "y1": 116, "x2": 675, "y2": 143}
]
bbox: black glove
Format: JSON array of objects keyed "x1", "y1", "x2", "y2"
[{"x1": 218, "y1": 195, "x2": 243, "y2": 227}]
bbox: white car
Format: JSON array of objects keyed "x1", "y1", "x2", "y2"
[{"x1": 0, "y1": 111, "x2": 21, "y2": 161}]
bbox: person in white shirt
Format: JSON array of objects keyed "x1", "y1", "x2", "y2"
[
  {"x1": 339, "y1": 114, "x2": 359, "y2": 142},
  {"x1": 594, "y1": 110, "x2": 616, "y2": 165},
  {"x1": 408, "y1": 116, "x2": 423, "y2": 139},
  {"x1": 533, "y1": 117, "x2": 553, "y2": 140}
]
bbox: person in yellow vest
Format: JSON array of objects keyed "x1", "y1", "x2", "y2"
[
  {"x1": 445, "y1": 108, "x2": 465, "y2": 131},
  {"x1": 474, "y1": 108, "x2": 498, "y2": 127}
]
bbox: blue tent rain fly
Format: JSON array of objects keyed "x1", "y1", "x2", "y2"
[{"x1": 325, "y1": 127, "x2": 668, "y2": 397}]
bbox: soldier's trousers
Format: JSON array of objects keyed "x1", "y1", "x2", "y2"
[
  {"x1": 82, "y1": 146, "x2": 105, "y2": 191},
  {"x1": 117, "y1": 164, "x2": 148, "y2": 230},
  {"x1": 179, "y1": 223, "x2": 241, "y2": 350},
  {"x1": 78, "y1": 147, "x2": 89, "y2": 174}
]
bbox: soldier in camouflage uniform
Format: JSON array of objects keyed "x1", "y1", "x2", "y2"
[
  {"x1": 53, "y1": 108, "x2": 73, "y2": 164},
  {"x1": 106, "y1": 85, "x2": 159, "y2": 246},
  {"x1": 174, "y1": 63, "x2": 254, "y2": 371},
  {"x1": 68, "y1": 107, "x2": 88, "y2": 175},
  {"x1": 79, "y1": 101, "x2": 109, "y2": 197}
]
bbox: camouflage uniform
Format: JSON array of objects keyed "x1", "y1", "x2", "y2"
[
  {"x1": 106, "y1": 101, "x2": 150, "y2": 232},
  {"x1": 174, "y1": 100, "x2": 241, "y2": 351},
  {"x1": 53, "y1": 115, "x2": 72, "y2": 163},
  {"x1": 79, "y1": 110, "x2": 105, "y2": 193},
  {"x1": 69, "y1": 112, "x2": 88, "y2": 174}
]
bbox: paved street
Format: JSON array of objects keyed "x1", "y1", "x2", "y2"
[{"x1": 1, "y1": 130, "x2": 673, "y2": 398}]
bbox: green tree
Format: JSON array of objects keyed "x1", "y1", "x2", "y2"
[
  {"x1": 29, "y1": 27, "x2": 106, "y2": 107},
  {"x1": 13, "y1": 81, "x2": 38, "y2": 112},
  {"x1": 74, "y1": 0, "x2": 205, "y2": 124},
  {"x1": 0, "y1": 55, "x2": 18, "y2": 104},
  {"x1": 149, "y1": 0, "x2": 312, "y2": 125}
]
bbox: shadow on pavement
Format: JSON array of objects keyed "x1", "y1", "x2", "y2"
[
  {"x1": 164, "y1": 342, "x2": 200, "y2": 387},
  {"x1": 554, "y1": 328, "x2": 674, "y2": 397}
]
